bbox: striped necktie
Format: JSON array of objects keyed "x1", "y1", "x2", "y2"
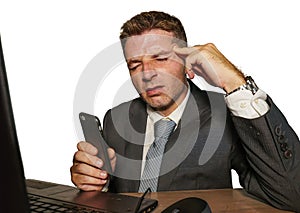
[{"x1": 138, "y1": 118, "x2": 176, "y2": 192}]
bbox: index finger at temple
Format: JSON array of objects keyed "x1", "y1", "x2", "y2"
[{"x1": 173, "y1": 46, "x2": 198, "y2": 56}]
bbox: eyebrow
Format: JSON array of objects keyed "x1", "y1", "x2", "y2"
[
  {"x1": 127, "y1": 49, "x2": 173, "y2": 64},
  {"x1": 151, "y1": 48, "x2": 172, "y2": 55},
  {"x1": 127, "y1": 58, "x2": 141, "y2": 65},
  {"x1": 151, "y1": 49, "x2": 172, "y2": 56}
]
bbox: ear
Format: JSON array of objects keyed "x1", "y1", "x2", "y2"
[{"x1": 185, "y1": 68, "x2": 195, "y2": 79}]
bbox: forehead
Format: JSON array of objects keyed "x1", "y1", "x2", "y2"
[{"x1": 124, "y1": 29, "x2": 176, "y2": 59}]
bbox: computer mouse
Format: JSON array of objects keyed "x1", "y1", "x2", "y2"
[{"x1": 161, "y1": 197, "x2": 211, "y2": 213}]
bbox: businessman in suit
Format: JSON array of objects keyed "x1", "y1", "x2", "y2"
[{"x1": 70, "y1": 11, "x2": 300, "y2": 211}]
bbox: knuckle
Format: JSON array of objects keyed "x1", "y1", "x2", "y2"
[
  {"x1": 75, "y1": 163, "x2": 87, "y2": 174},
  {"x1": 71, "y1": 173, "x2": 80, "y2": 186},
  {"x1": 77, "y1": 141, "x2": 85, "y2": 150},
  {"x1": 80, "y1": 175, "x2": 91, "y2": 183},
  {"x1": 70, "y1": 164, "x2": 75, "y2": 174},
  {"x1": 74, "y1": 151, "x2": 94, "y2": 165},
  {"x1": 206, "y1": 42, "x2": 215, "y2": 48},
  {"x1": 202, "y1": 43, "x2": 215, "y2": 53}
]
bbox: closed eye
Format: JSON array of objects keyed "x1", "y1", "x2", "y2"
[
  {"x1": 128, "y1": 64, "x2": 140, "y2": 71},
  {"x1": 127, "y1": 60, "x2": 141, "y2": 72},
  {"x1": 154, "y1": 54, "x2": 169, "y2": 62},
  {"x1": 156, "y1": 57, "x2": 168, "y2": 61}
]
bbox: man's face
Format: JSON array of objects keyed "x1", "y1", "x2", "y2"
[{"x1": 124, "y1": 29, "x2": 188, "y2": 116}]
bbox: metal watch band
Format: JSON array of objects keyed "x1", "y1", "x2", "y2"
[{"x1": 225, "y1": 76, "x2": 259, "y2": 96}]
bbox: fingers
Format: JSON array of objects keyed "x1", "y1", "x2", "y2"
[
  {"x1": 73, "y1": 149, "x2": 103, "y2": 168},
  {"x1": 173, "y1": 46, "x2": 195, "y2": 79},
  {"x1": 71, "y1": 142, "x2": 116, "y2": 191},
  {"x1": 75, "y1": 182, "x2": 106, "y2": 191},
  {"x1": 74, "y1": 142, "x2": 117, "y2": 172},
  {"x1": 77, "y1": 141, "x2": 98, "y2": 155},
  {"x1": 173, "y1": 43, "x2": 234, "y2": 88},
  {"x1": 173, "y1": 45, "x2": 205, "y2": 75},
  {"x1": 173, "y1": 44, "x2": 212, "y2": 65},
  {"x1": 173, "y1": 46, "x2": 198, "y2": 69},
  {"x1": 74, "y1": 141, "x2": 105, "y2": 169},
  {"x1": 173, "y1": 46, "x2": 198, "y2": 56},
  {"x1": 71, "y1": 161, "x2": 107, "y2": 180},
  {"x1": 71, "y1": 145, "x2": 109, "y2": 191},
  {"x1": 70, "y1": 163, "x2": 108, "y2": 191}
]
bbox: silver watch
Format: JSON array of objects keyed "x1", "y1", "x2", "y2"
[{"x1": 226, "y1": 76, "x2": 259, "y2": 96}]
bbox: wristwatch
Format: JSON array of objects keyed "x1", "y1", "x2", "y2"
[{"x1": 226, "y1": 76, "x2": 259, "y2": 96}]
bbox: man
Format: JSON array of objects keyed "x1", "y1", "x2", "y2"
[{"x1": 71, "y1": 11, "x2": 300, "y2": 211}]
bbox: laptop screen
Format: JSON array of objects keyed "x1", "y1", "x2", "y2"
[{"x1": 0, "y1": 35, "x2": 30, "y2": 212}]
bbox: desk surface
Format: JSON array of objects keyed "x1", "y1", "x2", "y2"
[{"x1": 126, "y1": 189, "x2": 293, "y2": 213}]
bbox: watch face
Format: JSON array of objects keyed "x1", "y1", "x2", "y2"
[{"x1": 245, "y1": 76, "x2": 259, "y2": 94}]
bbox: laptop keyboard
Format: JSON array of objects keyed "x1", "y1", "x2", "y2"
[{"x1": 28, "y1": 194, "x2": 108, "y2": 213}]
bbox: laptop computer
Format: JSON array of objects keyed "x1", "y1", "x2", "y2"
[{"x1": 0, "y1": 35, "x2": 158, "y2": 213}]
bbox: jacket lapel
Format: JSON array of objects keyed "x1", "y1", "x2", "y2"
[
  {"x1": 158, "y1": 81, "x2": 211, "y2": 190},
  {"x1": 123, "y1": 99, "x2": 147, "y2": 191}
]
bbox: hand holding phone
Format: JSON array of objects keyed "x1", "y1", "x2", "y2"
[{"x1": 79, "y1": 112, "x2": 113, "y2": 175}]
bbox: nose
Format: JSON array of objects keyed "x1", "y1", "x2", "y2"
[{"x1": 142, "y1": 60, "x2": 157, "y2": 82}]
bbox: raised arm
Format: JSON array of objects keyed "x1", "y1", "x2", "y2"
[{"x1": 174, "y1": 43, "x2": 300, "y2": 211}]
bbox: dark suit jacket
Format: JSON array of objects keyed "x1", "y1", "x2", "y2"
[{"x1": 102, "y1": 81, "x2": 300, "y2": 211}]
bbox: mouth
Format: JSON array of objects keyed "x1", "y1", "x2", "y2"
[{"x1": 145, "y1": 85, "x2": 164, "y2": 97}]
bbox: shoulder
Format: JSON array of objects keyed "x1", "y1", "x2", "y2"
[
  {"x1": 102, "y1": 97, "x2": 147, "y2": 131},
  {"x1": 108, "y1": 97, "x2": 146, "y2": 117},
  {"x1": 102, "y1": 97, "x2": 148, "y2": 148}
]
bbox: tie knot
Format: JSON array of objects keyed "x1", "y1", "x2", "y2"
[{"x1": 154, "y1": 119, "x2": 176, "y2": 139}]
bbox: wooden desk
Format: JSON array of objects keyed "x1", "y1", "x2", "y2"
[{"x1": 125, "y1": 189, "x2": 293, "y2": 213}]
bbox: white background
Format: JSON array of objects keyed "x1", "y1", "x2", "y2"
[{"x1": 1, "y1": 0, "x2": 299, "y2": 188}]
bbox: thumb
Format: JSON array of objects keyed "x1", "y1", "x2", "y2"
[{"x1": 107, "y1": 148, "x2": 116, "y2": 171}]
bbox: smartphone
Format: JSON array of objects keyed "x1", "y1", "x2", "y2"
[{"x1": 79, "y1": 112, "x2": 113, "y2": 175}]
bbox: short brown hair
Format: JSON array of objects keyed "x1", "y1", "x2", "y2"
[{"x1": 120, "y1": 11, "x2": 187, "y2": 49}]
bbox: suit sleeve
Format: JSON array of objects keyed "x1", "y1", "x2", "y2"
[{"x1": 231, "y1": 96, "x2": 300, "y2": 212}]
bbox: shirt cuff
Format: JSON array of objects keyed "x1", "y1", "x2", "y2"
[{"x1": 224, "y1": 89, "x2": 270, "y2": 119}]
